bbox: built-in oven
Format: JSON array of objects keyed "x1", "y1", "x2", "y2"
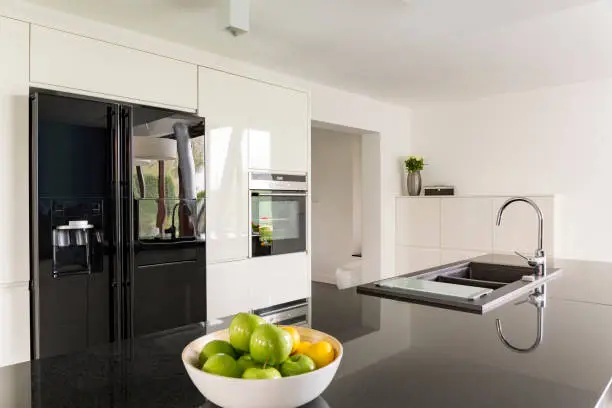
[{"x1": 249, "y1": 172, "x2": 307, "y2": 257}]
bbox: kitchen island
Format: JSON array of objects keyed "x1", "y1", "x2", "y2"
[{"x1": 2, "y1": 257, "x2": 612, "y2": 408}]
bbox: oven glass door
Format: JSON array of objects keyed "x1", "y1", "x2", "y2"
[{"x1": 251, "y1": 191, "x2": 306, "y2": 257}]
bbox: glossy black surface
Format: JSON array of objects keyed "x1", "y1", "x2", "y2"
[
  {"x1": 4, "y1": 258, "x2": 612, "y2": 407},
  {"x1": 250, "y1": 192, "x2": 307, "y2": 257},
  {"x1": 31, "y1": 91, "x2": 207, "y2": 360}
]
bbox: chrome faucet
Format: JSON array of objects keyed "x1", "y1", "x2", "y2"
[{"x1": 496, "y1": 197, "x2": 546, "y2": 277}]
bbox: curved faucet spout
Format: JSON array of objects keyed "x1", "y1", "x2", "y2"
[
  {"x1": 496, "y1": 287, "x2": 545, "y2": 354},
  {"x1": 496, "y1": 196, "x2": 546, "y2": 276},
  {"x1": 496, "y1": 197, "x2": 543, "y2": 251},
  {"x1": 496, "y1": 305, "x2": 544, "y2": 353}
]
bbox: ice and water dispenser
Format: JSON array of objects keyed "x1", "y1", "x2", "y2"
[{"x1": 49, "y1": 200, "x2": 104, "y2": 278}]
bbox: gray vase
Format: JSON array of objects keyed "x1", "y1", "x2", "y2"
[{"x1": 406, "y1": 171, "x2": 422, "y2": 196}]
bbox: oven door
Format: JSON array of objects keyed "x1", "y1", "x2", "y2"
[{"x1": 250, "y1": 191, "x2": 307, "y2": 257}]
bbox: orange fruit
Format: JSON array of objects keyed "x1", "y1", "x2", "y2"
[
  {"x1": 294, "y1": 341, "x2": 312, "y2": 355},
  {"x1": 282, "y1": 326, "x2": 301, "y2": 354},
  {"x1": 304, "y1": 341, "x2": 335, "y2": 368}
]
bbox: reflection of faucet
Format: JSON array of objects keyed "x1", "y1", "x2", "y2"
[
  {"x1": 165, "y1": 200, "x2": 193, "y2": 240},
  {"x1": 496, "y1": 285, "x2": 546, "y2": 353},
  {"x1": 496, "y1": 197, "x2": 546, "y2": 277}
]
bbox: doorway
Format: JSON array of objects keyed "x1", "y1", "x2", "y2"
[{"x1": 310, "y1": 125, "x2": 364, "y2": 284}]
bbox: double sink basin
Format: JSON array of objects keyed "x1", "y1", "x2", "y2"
[{"x1": 357, "y1": 255, "x2": 561, "y2": 314}]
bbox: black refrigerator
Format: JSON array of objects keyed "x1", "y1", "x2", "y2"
[{"x1": 30, "y1": 91, "x2": 207, "y2": 359}]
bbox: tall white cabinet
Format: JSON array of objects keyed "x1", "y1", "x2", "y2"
[
  {"x1": 0, "y1": 17, "x2": 30, "y2": 367},
  {"x1": 199, "y1": 67, "x2": 310, "y2": 319}
]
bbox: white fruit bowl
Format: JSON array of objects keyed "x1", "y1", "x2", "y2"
[{"x1": 182, "y1": 326, "x2": 343, "y2": 408}]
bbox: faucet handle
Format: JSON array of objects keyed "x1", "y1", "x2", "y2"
[
  {"x1": 514, "y1": 251, "x2": 530, "y2": 262},
  {"x1": 514, "y1": 250, "x2": 545, "y2": 267},
  {"x1": 514, "y1": 298, "x2": 530, "y2": 306}
]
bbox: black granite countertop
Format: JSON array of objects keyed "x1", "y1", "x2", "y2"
[{"x1": 2, "y1": 256, "x2": 612, "y2": 408}]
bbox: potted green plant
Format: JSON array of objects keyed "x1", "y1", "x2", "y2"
[{"x1": 404, "y1": 156, "x2": 424, "y2": 196}]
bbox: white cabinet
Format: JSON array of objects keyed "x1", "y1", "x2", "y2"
[
  {"x1": 492, "y1": 196, "x2": 554, "y2": 255},
  {"x1": 395, "y1": 247, "x2": 440, "y2": 275},
  {"x1": 207, "y1": 261, "x2": 251, "y2": 320},
  {"x1": 0, "y1": 284, "x2": 30, "y2": 367},
  {"x1": 30, "y1": 26, "x2": 198, "y2": 110},
  {"x1": 206, "y1": 254, "x2": 309, "y2": 320},
  {"x1": 0, "y1": 17, "x2": 29, "y2": 285},
  {"x1": 199, "y1": 68, "x2": 250, "y2": 263},
  {"x1": 247, "y1": 81, "x2": 308, "y2": 172},
  {"x1": 395, "y1": 196, "x2": 555, "y2": 275},
  {"x1": 199, "y1": 67, "x2": 309, "y2": 262},
  {"x1": 441, "y1": 249, "x2": 487, "y2": 264},
  {"x1": 396, "y1": 198, "x2": 440, "y2": 247},
  {"x1": 249, "y1": 253, "x2": 310, "y2": 311},
  {"x1": 441, "y1": 198, "x2": 493, "y2": 251}
]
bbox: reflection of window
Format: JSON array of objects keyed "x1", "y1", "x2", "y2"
[
  {"x1": 133, "y1": 135, "x2": 205, "y2": 239},
  {"x1": 209, "y1": 127, "x2": 232, "y2": 190},
  {"x1": 249, "y1": 129, "x2": 271, "y2": 168}
]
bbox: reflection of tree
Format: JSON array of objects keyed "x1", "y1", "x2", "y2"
[{"x1": 133, "y1": 135, "x2": 205, "y2": 238}]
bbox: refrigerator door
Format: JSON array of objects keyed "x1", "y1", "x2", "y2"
[
  {"x1": 130, "y1": 105, "x2": 207, "y2": 336},
  {"x1": 30, "y1": 92, "x2": 115, "y2": 359}
]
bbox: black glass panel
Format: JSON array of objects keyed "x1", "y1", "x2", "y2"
[{"x1": 251, "y1": 193, "x2": 306, "y2": 257}]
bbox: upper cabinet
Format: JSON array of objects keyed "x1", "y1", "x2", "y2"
[
  {"x1": 30, "y1": 26, "x2": 198, "y2": 111},
  {"x1": 0, "y1": 17, "x2": 30, "y2": 285},
  {"x1": 247, "y1": 80, "x2": 309, "y2": 173}
]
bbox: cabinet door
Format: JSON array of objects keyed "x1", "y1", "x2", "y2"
[
  {"x1": 396, "y1": 198, "x2": 441, "y2": 247},
  {"x1": 0, "y1": 285, "x2": 30, "y2": 366},
  {"x1": 441, "y1": 249, "x2": 486, "y2": 265},
  {"x1": 0, "y1": 18, "x2": 29, "y2": 285},
  {"x1": 199, "y1": 68, "x2": 250, "y2": 263},
  {"x1": 30, "y1": 26, "x2": 197, "y2": 110},
  {"x1": 247, "y1": 81, "x2": 308, "y2": 172},
  {"x1": 441, "y1": 198, "x2": 493, "y2": 251},
  {"x1": 248, "y1": 253, "x2": 310, "y2": 310},
  {"x1": 207, "y1": 261, "x2": 251, "y2": 320},
  {"x1": 395, "y1": 247, "x2": 441, "y2": 275}
]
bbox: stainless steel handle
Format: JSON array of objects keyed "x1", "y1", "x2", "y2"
[
  {"x1": 252, "y1": 192, "x2": 308, "y2": 197},
  {"x1": 514, "y1": 251, "x2": 530, "y2": 262}
]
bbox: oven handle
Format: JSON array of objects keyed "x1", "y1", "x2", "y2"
[{"x1": 251, "y1": 192, "x2": 308, "y2": 197}]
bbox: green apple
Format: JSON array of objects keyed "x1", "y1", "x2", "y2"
[
  {"x1": 249, "y1": 324, "x2": 293, "y2": 365},
  {"x1": 242, "y1": 367, "x2": 282, "y2": 380},
  {"x1": 236, "y1": 354, "x2": 262, "y2": 376},
  {"x1": 229, "y1": 313, "x2": 266, "y2": 353},
  {"x1": 280, "y1": 354, "x2": 316, "y2": 377},
  {"x1": 202, "y1": 354, "x2": 240, "y2": 378},
  {"x1": 199, "y1": 340, "x2": 236, "y2": 366}
]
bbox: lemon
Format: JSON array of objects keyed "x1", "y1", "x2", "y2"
[
  {"x1": 294, "y1": 341, "x2": 312, "y2": 355},
  {"x1": 304, "y1": 341, "x2": 335, "y2": 368}
]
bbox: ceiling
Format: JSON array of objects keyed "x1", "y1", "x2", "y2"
[{"x1": 25, "y1": 0, "x2": 612, "y2": 103}]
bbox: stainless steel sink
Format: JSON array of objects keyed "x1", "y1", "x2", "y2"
[
  {"x1": 420, "y1": 262, "x2": 536, "y2": 289},
  {"x1": 357, "y1": 255, "x2": 562, "y2": 314}
]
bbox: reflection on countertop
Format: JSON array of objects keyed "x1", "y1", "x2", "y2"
[{"x1": 3, "y1": 258, "x2": 612, "y2": 407}]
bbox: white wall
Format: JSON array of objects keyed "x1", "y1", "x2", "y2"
[
  {"x1": 411, "y1": 78, "x2": 612, "y2": 262},
  {"x1": 311, "y1": 128, "x2": 361, "y2": 283}
]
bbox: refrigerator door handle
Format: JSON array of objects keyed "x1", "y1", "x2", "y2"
[
  {"x1": 121, "y1": 105, "x2": 135, "y2": 341},
  {"x1": 111, "y1": 104, "x2": 125, "y2": 343}
]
